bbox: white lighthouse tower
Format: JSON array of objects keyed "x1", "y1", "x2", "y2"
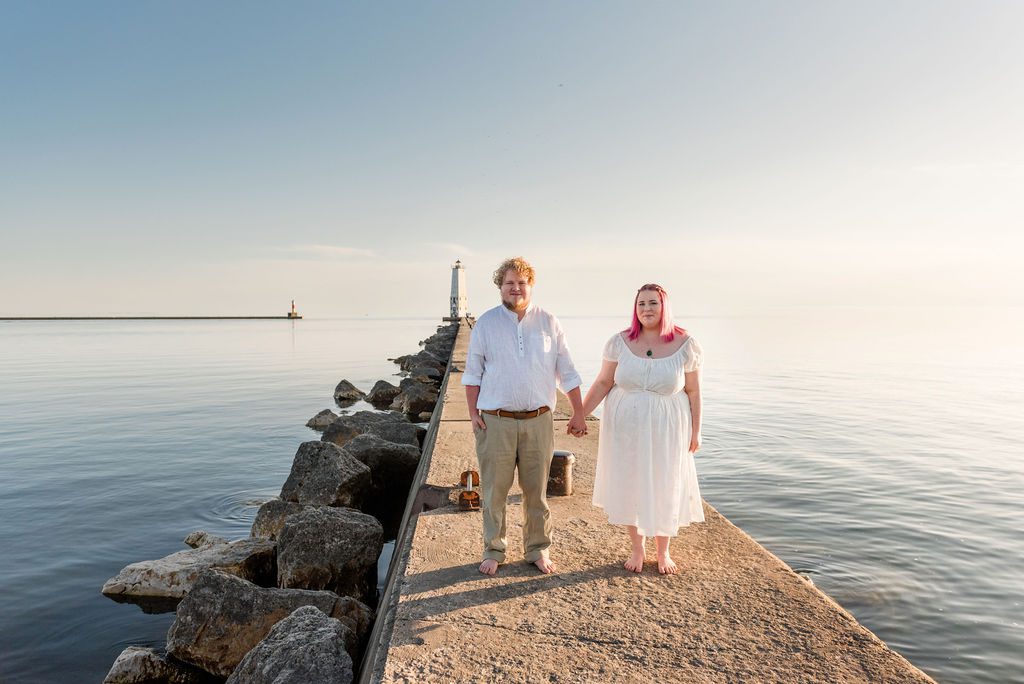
[{"x1": 446, "y1": 260, "x2": 469, "y2": 321}]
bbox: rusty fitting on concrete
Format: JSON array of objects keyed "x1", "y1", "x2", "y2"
[
  {"x1": 458, "y1": 470, "x2": 481, "y2": 511},
  {"x1": 547, "y1": 450, "x2": 575, "y2": 496}
]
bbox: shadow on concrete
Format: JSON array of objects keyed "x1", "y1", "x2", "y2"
[{"x1": 395, "y1": 561, "x2": 624, "y2": 635}]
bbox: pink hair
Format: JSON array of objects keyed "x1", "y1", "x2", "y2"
[{"x1": 625, "y1": 283, "x2": 687, "y2": 341}]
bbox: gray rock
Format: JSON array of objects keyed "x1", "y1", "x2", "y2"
[
  {"x1": 102, "y1": 646, "x2": 216, "y2": 684},
  {"x1": 392, "y1": 349, "x2": 445, "y2": 373},
  {"x1": 183, "y1": 530, "x2": 228, "y2": 549},
  {"x1": 305, "y1": 408, "x2": 338, "y2": 431},
  {"x1": 279, "y1": 441, "x2": 371, "y2": 508},
  {"x1": 365, "y1": 380, "x2": 401, "y2": 408},
  {"x1": 321, "y1": 411, "x2": 420, "y2": 449},
  {"x1": 408, "y1": 364, "x2": 443, "y2": 382},
  {"x1": 102, "y1": 538, "x2": 276, "y2": 600},
  {"x1": 333, "y1": 379, "x2": 366, "y2": 405},
  {"x1": 369, "y1": 418, "x2": 425, "y2": 447},
  {"x1": 390, "y1": 378, "x2": 440, "y2": 416},
  {"x1": 225, "y1": 606, "x2": 354, "y2": 684},
  {"x1": 341, "y1": 433, "x2": 421, "y2": 500},
  {"x1": 250, "y1": 499, "x2": 309, "y2": 540},
  {"x1": 166, "y1": 570, "x2": 372, "y2": 678},
  {"x1": 421, "y1": 325, "x2": 457, "y2": 359},
  {"x1": 277, "y1": 506, "x2": 383, "y2": 601}
]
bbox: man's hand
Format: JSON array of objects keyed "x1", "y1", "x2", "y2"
[
  {"x1": 465, "y1": 385, "x2": 485, "y2": 432},
  {"x1": 567, "y1": 412, "x2": 587, "y2": 437}
]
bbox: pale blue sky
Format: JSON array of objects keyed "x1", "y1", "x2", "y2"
[{"x1": 2, "y1": 2, "x2": 1021, "y2": 316}]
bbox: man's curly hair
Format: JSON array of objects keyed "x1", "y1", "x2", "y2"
[{"x1": 492, "y1": 257, "x2": 536, "y2": 287}]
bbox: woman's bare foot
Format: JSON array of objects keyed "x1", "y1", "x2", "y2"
[
  {"x1": 655, "y1": 535, "x2": 678, "y2": 574},
  {"x1": 625, "y1": 526, "x2": 646, "y2": 573},
  {"x1": 533, "y1": 551, "x2": 556, "y2": 574},
  {"x1": 478, "y1": 559, "x2": 499, "y2": 575},
  {"x1": 624, "y1": 549, "x2": 644, "y2": 573}
]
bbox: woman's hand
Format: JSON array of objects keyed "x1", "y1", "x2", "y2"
[
  {"x1": 567, "y1": 412, "x2": 587, "y2": 437},
  {"x1": 688, "y1": 434, "x2": 701, "y2": 454}
]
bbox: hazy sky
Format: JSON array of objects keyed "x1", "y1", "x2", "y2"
[{"x1": 2, "y1": 2, "x2": 1021, "y2": 316}]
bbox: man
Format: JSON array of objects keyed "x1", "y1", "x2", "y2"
[{"x1": 463, "y1": 256, "x2": 587, "y2": 575}]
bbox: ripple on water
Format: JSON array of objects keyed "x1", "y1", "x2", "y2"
[{"x1": 196, "y1": 489, "x2": 276, "y2": 538}]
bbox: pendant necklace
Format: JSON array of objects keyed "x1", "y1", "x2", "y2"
[{"x1": 646, "y1": 349, "x2": 653, "y2": 357}]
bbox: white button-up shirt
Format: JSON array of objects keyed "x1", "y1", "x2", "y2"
[{"x1": 462, "y1": 302, "x2": 582, "y2": 411}]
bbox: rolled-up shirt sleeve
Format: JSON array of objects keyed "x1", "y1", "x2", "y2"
[
  {"x1": 554, "y1": 322, "x2": 582, "y2": 392},
  {"x1": 462, "y1": 326, "x2": 485, "y2": 386}
]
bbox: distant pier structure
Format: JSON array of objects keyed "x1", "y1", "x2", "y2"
[
  {"x1": 444, "y1": 260, "x2": 469, "y2": 321},
  {"x1": 287, "y1": 300, "x2": 302, "y2": 319}
]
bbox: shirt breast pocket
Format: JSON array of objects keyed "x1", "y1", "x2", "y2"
[{"x1": 535, "y1": 332, "x2": 554, "y2": 354}]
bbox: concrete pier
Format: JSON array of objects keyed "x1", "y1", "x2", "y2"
[{"x1": 366, "y1": 321, "x2": 935, "y2": 683}]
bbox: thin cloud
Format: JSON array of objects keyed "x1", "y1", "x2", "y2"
[
  {"x1": 873, "y1": 162, "x2": 1019, "y2": 178},
  {"x1": 431, "y1": 242, "x2": 475, "y2": 257},
  {"x1": 912, "y1": 162, "x2": 987, "y2": 175},
  {"x1": 283, "y1": 244, "x2": 377, "y2": 259}
]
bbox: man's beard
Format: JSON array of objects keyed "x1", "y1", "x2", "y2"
[{"x1": 502, "y1": 299, "x2": 528, "y2": 312}]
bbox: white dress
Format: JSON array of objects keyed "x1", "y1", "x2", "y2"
[{"x1": 592, "y1": 333, "x2": 705, "y2": 537}]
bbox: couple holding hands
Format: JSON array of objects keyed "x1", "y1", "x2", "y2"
[{"x1": 464, "y1": 257, "x2": 704, "y2": 576}]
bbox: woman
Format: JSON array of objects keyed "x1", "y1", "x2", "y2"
[{"x1": 583, "y1": 284, "x2": 704, "y2": 574}]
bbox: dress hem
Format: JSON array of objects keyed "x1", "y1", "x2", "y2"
[{"x1": 592, "y1": 502, "x2": 705, "y2": 538}]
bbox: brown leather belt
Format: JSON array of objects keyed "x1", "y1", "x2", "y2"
[{"x1": 481, "y1": 406, "x2": 551, "y2": 420}]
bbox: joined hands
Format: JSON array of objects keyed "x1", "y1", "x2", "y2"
[{"x1": 567, "y1": 412, "x2": 587, "y2": 437}]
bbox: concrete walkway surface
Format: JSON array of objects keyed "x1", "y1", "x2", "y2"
[{"x1": 368, "y1": 322, "x2": 935, "y2": 684}]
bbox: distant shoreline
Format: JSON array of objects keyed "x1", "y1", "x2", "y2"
[{"x1": 1, "y1": 316, "x2": 302, "y2": 321}]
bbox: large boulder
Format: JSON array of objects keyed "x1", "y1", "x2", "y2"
[
  {"x1": 102, "y1": 537, "x2": 276, "y2": 601},
  {"x1": 408, "y1": 364, "x2": 443, "y2": 383},
  {"x1": 392, "y1": 349, "x2": 445, "y2": 373},
  {"x1": 390, "y1": 378, "x2": 440, "y2": 416},
  {"x1": 225, "y1": 606, "x2": 354, "y2": 684},
  {"x1": 279, "y1": 441, "x2": 371, "y2": 508},
  {"x1": 321, "y1": 411, "x2": 421, "y2": 449},
  {"x1": 333, "y1": 380, "x2": 366, "y2": 405},
  {"x1": 250, "y1": 499, "x2": 309, "y2": 540},
  {"x1": 166, "y1": 570, "x2": 372, "y2": 679},
  {"x1": 305, "y1": 408, "x2": 338, "y2": 431},
  {"x1": 277, "y1": 506, "x2": 383, "y2": 601},
  {"x1": 102, "y1": 647, "x2": 216, "y2": 684},
  {"x1": 422, "y1": 325, "x2": 457, "y2": 359},
  {"x1": 365, "y1": 380, "x2": 401, "y2": 409},
  {"x1": 342, "y1": 433, "x2": 421, "y2": 500}
]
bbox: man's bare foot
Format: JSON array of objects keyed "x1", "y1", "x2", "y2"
[
  {"x1": 479, "y1": 559, "x2": 499, "y2": 575},
  {"x1": 657, "y1": 553, "x2": 678, "y2": 575},
  {"x1": 533, "y1": 552, "x2": 556, "y2": 574},
  {"x1": 624, "y1": 550, "x2": 644, "y2": 573}
]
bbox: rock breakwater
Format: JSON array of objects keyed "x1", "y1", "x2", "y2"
[{"x1": 100, "y1": 322, "x2": 458, "y2": 683}]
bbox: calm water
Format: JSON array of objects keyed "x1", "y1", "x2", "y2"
[{"x1": 1, "y1": 309, "x2": 1022, "y2": 683}]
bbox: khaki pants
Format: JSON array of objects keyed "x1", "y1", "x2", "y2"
[{"x1": 475, "y1": 411, "x2": 555, "y2": 563}]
